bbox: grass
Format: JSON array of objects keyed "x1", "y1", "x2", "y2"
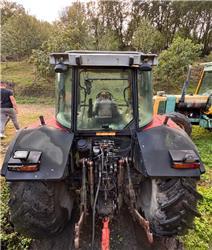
[
  {"x1": 16, "y1": 96, "x2": 54, "y2": 105},
  {"x1": 1, "y1": 61, "x2": 35, "y2": 85},
  {"x1": 181, "y1": 126, "x2": 212, "y2": 250},
  {"x1": 1, "y1": 61, "x2": 55, "y2": 103}
]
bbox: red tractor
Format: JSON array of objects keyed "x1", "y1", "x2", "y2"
[{"x1": 1, "y1": 51, "x2": 204, "y2": 249}]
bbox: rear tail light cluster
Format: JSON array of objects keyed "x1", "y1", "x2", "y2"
[
  {"x1": 8, "y1": 151, "x2": 42, "y2": 172},
  {"x1": 169, "y1": 150, "x2": 200, "y2": 169}
]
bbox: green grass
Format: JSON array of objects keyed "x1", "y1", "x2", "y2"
[
  {"x1": 16, "y1": 96, "x2": 54, "y2": 105},
  {"x1": 1, "y1": 61, "x2": 35, "y2": 85},
  {"x1": 1, "y1": 61, "x2": 55, "y2": 103},
  {"x1": 182, "y1": 126, "x2": 212, "y2": 250}
]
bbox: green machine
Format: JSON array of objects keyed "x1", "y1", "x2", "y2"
[{"x1": 154, "y1": 62, "x2": 212, "y2": 133}]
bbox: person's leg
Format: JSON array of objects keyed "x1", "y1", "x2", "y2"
[
  {"x1": 7, "y1": 109, "x2": 20, "y2": 130},
  {"x1": 0, "y1": 109, "x2": 10, "y2": 135}
]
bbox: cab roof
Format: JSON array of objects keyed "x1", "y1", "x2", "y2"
[
  {"x1": 203, "y1": 62, "x2": 212, "y2": 72},
  {"x1": 50, "y1": 50, "x2": 157, "y2": 67}
]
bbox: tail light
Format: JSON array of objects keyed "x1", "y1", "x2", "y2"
[
  {"x1": 8, "y1": 151, "x2": 42, "y2": 172},
  {"x1": 169, "y1": 150, "x2": 200, "y2": 170},
  {"x1": 8, "y1": 164, "x2": 39, "y2": 172},
  {"x1": 173, "y1": 162, "x2": 200, "y2": 169}
]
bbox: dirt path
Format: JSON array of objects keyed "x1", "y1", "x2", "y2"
[{"x1": 31, "y1": 206, "x2": 184, "y2": 250}]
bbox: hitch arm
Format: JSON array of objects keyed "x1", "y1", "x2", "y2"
[
  {"x1": 74, "y1": 159, "x2": 87, "y2": 249},
  {"x1": 125, "y1": 157, "x2": 153, "y2": 244}
]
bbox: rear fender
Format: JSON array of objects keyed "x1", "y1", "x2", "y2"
[
  {"x1": 135, "y1": 125, "x2": 205, "y2": 177},
  {"x1": 1, "y1": 126, "x2": 74, "y2": 181}
]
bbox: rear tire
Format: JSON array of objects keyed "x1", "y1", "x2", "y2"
[
  {"x1": 9, "y1": 181, "x2": 74, "y2": 239},
  {"x1": 168, "y1": 112, "x2": 192, "y2": 136},
  {"x1": 138, "y1": 178, "x2": 202, "y2": 236}
]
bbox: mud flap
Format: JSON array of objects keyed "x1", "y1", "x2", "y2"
[
  {"x1": 136, "y1": 125, "x2": 205, "y2": 177},
  {"x1": 1, "y1": 126, "x2": 74, "y2": 181}
]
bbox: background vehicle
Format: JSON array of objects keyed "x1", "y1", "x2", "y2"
[
  {"x1": 153, "y1": 62, "x2": 212, "y2": 133},
  {"x1": 1, "y1": 51, "x2": 205, "y2": 249}
]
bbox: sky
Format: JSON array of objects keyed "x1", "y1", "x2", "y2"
[{"x1": 9, "y1": 0, "x2": 85, "y2": 22}]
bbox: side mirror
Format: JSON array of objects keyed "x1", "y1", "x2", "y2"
[
  {"x1": 54, "y1": 63, "x2": 68, "y2": 73},
  {"x1": 139, "y1": 63, "x2": 152, "y2": 72}
]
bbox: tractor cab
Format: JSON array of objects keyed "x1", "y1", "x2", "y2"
[
  {"x1": 50, "y1": 51, "x2": 157, "y2": 133},
  {"x1": 195, "y1": 62, "x2": 212, "y2": 96}
]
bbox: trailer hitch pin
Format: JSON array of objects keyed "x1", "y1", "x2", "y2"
[{"x1": 101, "y1": 217, "x2": 110, "y2": 250}]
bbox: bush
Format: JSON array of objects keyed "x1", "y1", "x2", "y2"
[{"x1": 154, "y1": 37, "x2": 201, "y2": 93}]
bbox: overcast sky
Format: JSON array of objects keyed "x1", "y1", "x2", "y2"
[{"x1": 9, "y1": 0, "x2": 87, "y2": 22}]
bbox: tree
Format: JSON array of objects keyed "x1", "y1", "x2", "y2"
[
  {"x1": 154, "y1": 37, "x2": 201, "y2": 93},
  {"x1": 31, "y1": 2, "x2": 94, "y2": 77},
  {"x1": 128, "y1": 1, "x2": 212, "y2": 55},
  {"x1": 0, "y1": 0, "x2": 25, "y2": 25},
  {"x1": 86, "y1": 1, "x2": 130, "y2": 50},
  {"x1": 131, "y1": 19, "x2": 164, "y2": 53},
  {"x1": 1, "y1": 13, "x2": 52, "y2": 59}
]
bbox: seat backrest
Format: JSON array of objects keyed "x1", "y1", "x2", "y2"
[{"x1": 96, "y1": 99, "x2": 113, "y2": 118}]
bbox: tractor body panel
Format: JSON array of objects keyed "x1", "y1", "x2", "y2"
[
  {"x1": 135, "y1": 125, "x2": 204, "y2": 177},
  {"x1": 1, "y1": 126, "x2": 74, "y2": 181}
]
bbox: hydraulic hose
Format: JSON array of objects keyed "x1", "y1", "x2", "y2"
[{"x1": 91, "y1": 149, "x2": 103, "y2": 250}]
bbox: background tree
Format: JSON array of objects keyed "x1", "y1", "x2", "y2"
[
  {"x1": 1, "y1": 13, "x2": 52, "y2": 60},
  {"x1": 2, "y1": 0, "x2": 211, "y2": 89},
  {"x1": 131, "y1": 19, "x2": 164, "y2": 53},
  {"x1": 154, "y1": 36, "x2": 202, "y2": 93},
  {"x1": 86, "y1": 1, "x2": 130, "y2": 50},
  {"x1": 0, "y1": 0, "x2": 25, "y2": 25},
  {"x1": 31, "y1": 2, "x2": 93, "y2": 77}
]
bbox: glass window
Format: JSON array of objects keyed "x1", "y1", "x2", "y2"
[
  {"x1": 138, "y1": 71, "x2": 153, "y2": 127},
  {"x1": 55, "y1": 69, "x2": 72, "y2": 128},
  {"x1": 77, "y1": 68, "x2": 133, "y2": 130},
  {"x1": 198, "y1": 71, "x2": 212, "y2": 95}
]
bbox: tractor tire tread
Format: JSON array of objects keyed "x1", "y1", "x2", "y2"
[
  {"x1": 168, "y1": 112, "x2": 192, "y2": 136},
  {"x1": 161, "y1": 192, "x2": 184, "y2": 210},
  {"x1": 182, "y1": 201, "x2": 201, "y2": 217},
  {"x1": 139, "y1": 178, "x2": 201, "y2": 237},
  {"x1": 9, "y1": 181, "x2": 74, "y2": 239}
]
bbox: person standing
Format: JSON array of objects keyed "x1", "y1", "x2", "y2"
[{"x1": 0, "y1": 81, "x2": 20, "y2": 138}]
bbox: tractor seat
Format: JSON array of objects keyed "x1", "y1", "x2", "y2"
[{"x1": 95, "y1": 99, "x2": 114, "y2": 119}]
